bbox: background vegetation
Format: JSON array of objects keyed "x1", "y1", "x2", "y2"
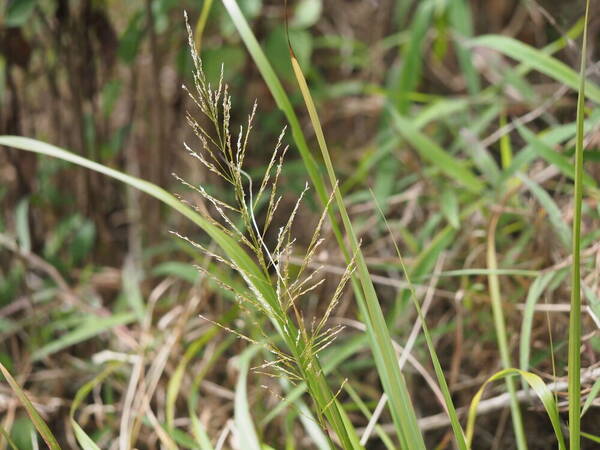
[{"x1": 1, "y1": 0, "x2": 600, "y2": 448}]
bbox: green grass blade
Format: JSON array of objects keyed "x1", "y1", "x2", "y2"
[
  {"x1": 469, "y1": 34, "x2": 600, "y2": 104},
  {"x1": 188, "y1": 336, "x2": 236, "y2": 450},
  {"x1": 569, "y1": 2, "x2": 591, "y2": 448},
  {"x1": 583, "y1": 284, "x2": 600, "y2": 330},
  {"x1": 219, "y1": 0, "x2": 371, "y2": 271},
  {"x1": 215, "y1": 9, "x2": 380, "y2": 443},
  {"x1": 291, "y1": 55, "x2": 425, "y2": 449},
  {"x1": 261, "y1": 336, "x2": 365, "y2": 425},
  {"x1": 15, "y1": 198, "x2": 31, "y2": 253},
  {"x1": 499, "y1": 114, "x2": 513, "y2": 169},
  {"x1": 466, "y1": 368, "x2": 566, "y2": 449},
  {"x1": 166, "y1": 308, "x2": 237, "y2": 431},
  {"x1": 413, "y1": 98, "x2": 470, "y2": 129},
  {"x1": 0, "y1": 425, "x2": 19, "y2": 450},
  {"x1": 581, "y1": 377, "x2": 600, "y2": 417},
  {"x1": 194, "y1": 0, "x2": 214, "y2": 51},
  {"x1": 436, "y1": 268, "x2": 539, "y2": 277},
  {"x1": 503, "y1": 112, "x2": 600, "y2": 183},
  {"x1": 516, "y1": 124, "x2": 597, "y2": 188},
  {"x1": 0, "y1": 362, "x2": 61, "y2": 450},
  {"x1": 31, "y1": 312, "x2": 137, "y2": 361},
  {"x1": 487, "y1": 214, "x2": 527, "y2": 449},
  {"x1": 447, "y1": 0, "x2": 480, "y2": 95},
  {"x1": 392, "y1": 0, "x2": 433, "y2": 113},
  {"x1": 70, "y1": 363, "x2": 122, "y2": 450},
  {"x1": 373, "y1": 194, "x2": 468, "y2": 450},
  {"x1": 519, "y1": 273, "x2": 555, "y2": 377},
  {"x1": 440, "y1": 189, "x2": 459, "y2": 228},
  {"x1": 343, "y1": 383, "x2": 396, "y2": 449},
  {"x1": 189, "y1": 416, "x2": 213, "y2": 450},
  {"x1": 582, "y1": 432, "x2": 600, "y2": 444},
  {"x1": 518, "y1": 175, "x2": 572, "y2": 249},
  {"x1": 387, "y1": 106, "x2": 484, "y2": 193},
  {"x1": 234, "y1": 346, "x2": 261, "y2": 450},
  {"x1": 462, "y1": 133, "x2": 501, "y2": 187},
  {"x1": 221, "y1": 1, "x2": 425, "y2": 446},
  {"x1": 292, "y1": 391, "x2": 331, "y2": 450}
]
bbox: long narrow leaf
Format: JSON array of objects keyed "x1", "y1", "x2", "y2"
[
  {"x1": 373, "y1": 194, "x2": 468, "y2": 450},
  {"x1": 234, "y1": 346, "x2": 261, "y2": 450},
  {"x1": 0, "y1": 136, "x2": 268, "y2": 299},
  {"x1": 392, "y1": 0, "x2": 433, "y2": 113},
  {"x1": 447, "y1": 0, "x2": 480, "y2": 95},
  {"x1": 569, "y1": 1, "x2": 591, "y2": 448},
  {"x1": 32, "y1": 313, "x2": 137, "y2": 361},
  {"x1": 291, "y1": 55, "x2": 425, "y2": 449},
  {"x1": 487, "y1": 214, "x2": 527, "y2": 449},
  {"x1": 519, "y1": 272, "x2": 555, "y2": 376},
  {"x1": 0, "y1": 425, "x2": 19, "y2": 450},
  {"x1": 581, "y1": 377, "x2": 600, "y2": 417},
  {"x1": 166, "y1": 308, "x2": 237, "y2": 431},
  {"x1": 0, "y1": 362, "x2": 61, "y2": 450},
  {"x1": 582, "y1": 432, "x2": 600, "y2": 444},
  {"x1": 518, "y1": 175, "x2": 572, "y2": 250},
  {"x1": 388, "y1": 107, "x2": 484, "y2": 193},
  {"x1": 516, "y1": 124, "x2": 596, "y2": 188},
  {"x1": 70, "y1": 363, "x2": 122, "y2": 450},
  {"x1": 466, "y1": 368, "x2": 566, "y2": 449},
  {"x1": 469, "y1": 34, "x2": 600, "y2": 103}
]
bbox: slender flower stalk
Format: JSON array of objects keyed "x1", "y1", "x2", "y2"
[{"x1": 568, "y1": 1, "x2": 590, "y2": 448}]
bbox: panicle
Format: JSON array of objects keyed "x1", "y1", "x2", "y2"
[{"x1": 176, "y1": 13, "x2": 356, "y2": 398}]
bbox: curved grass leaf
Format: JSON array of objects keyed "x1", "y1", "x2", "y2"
[
  {"x1": 581, "y1": 377, "x2": 600, "y2": 418},
  {"x1": 487, "y1": 215, "x2": 527, "y2": 449},
  {"x1": 194, "y1": 0, "x2": 214, "y2": 51},
  {"x1": 518, "y1": 175, "x2": 572, "y2": 250},
  {"x1": 70, "y1": 363, "x2": 122, "y2": 450},
  {"x1": 15, "y1": 198, "x2": 31, "y2": 253},
  {"x1": 221, "y1": 0, "x2": 423, "y2": 446},
  {"x1": 466, "y1": 368, "x2": 566, "y2": 449},
  {"x1": 519, "y1": 272, "x2": 555, "y2": 377},
  {"x1": 31, "y1": 313, "x2": 137, "y2": 362},
  {"x1": 469, "y1": 34, "x2": 600, "y2": 104},
  {"x1": 166, "y1": 307, "x2": 237, "y2": 431},
  {"x1": 234, "y1": 346, "x2": 261, "y2": 450},
  {"x1": 0, "y1": 362, "x2": 61, "y2": 450},
  {"x1": 0, "y1": 137, "x2": 267, "y2": 295},
  {"x1": 447, "y1": 0, "x2": 480, "y2": 95},
  {"x1": 516, "y1": 124, "x2": 597, "y2": 188},
  {"x1": 387, "y1": 106, "x2": 484, "y2": 193}
]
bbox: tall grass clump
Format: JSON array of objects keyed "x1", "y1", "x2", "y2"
[{"x1": 169, "y1": 16, "x2": 364, "y2": 448}]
